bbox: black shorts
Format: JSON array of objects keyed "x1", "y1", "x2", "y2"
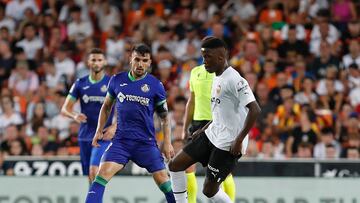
[
  {"x1": 183, "y1": 132, "x2": 241, "y2": 183},
  {"x1": 189, "y1": 120, "x2": 210, "y2": 134}
]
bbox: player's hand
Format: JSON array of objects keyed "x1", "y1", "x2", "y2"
[
  {"x1": 229, "y1": 137, "x2": 243, "y2": 156},
  {"x1": 103, "y1": 124, "x2": 116, "y2": 140},
  {"x1": 162, "y1": 141, "x2": 175, "y2": 160},
  {"x1": 74, "y1": 113, "x2": 87, "y2": 123},
  {"x1": 92, "y1": 131, "x2": 104, "y2": 147}
]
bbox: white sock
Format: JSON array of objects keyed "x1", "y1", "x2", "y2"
[
  {"x1": 209, "y1": 188, "x2": 232, "y2": 203},
  {"x1": 170, "y1": 171, "x2": 187, "y2": 203}
]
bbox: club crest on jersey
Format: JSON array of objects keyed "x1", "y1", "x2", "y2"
[
  {"x1": 216, "y1": 85, "x2": 221, "y2": 95},
  {"x1": 141, "y1": 84, "x2": 150, "y2": 93},
  {"x1": 100, "y1": 85, "x2": 107, "y2": 93}
]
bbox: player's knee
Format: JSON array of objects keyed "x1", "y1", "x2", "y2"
[
  {"x1": 202, "y1": 185, "x2": 217, "y2": 198},
  {"x1": 89, "y1": 168, "x2": 98, "y2": 182}
]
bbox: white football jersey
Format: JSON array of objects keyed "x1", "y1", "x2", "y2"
[{"x1": 205, "y1": 67, "x2": 256, "y2": 153}]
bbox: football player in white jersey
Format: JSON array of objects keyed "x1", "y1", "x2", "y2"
[{"x1": 169, "y1": 37, "x2": 261, "y2": 203}]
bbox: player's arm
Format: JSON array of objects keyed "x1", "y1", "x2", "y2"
[
  {"x1": 230, "y1": 78, "x2": 261, "y2": 155},
  {"x1": 156, "y1": 101, "x2": 175, "y2": 160},
  {"x1": 182, "y1": 91, "x2": 195, "y2": 140},
  {"x1": 230, "y1": 101, "x2": 261, "y2": 155},
  {"x1": 61, "y1": 82, "x2": 87, "y2": 123},
  {"x1": 93, "y1": 94, "x2": 115, "y2": 147}
]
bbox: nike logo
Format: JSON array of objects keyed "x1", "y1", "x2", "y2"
[
  {"x1": 88, "y1": 191, "x2": 96, "y2": 194},
  {"x1": 120, "y1": 83, "x2": 128, "y2": 87},
  {"x1": 83, "y1": 86, "x2": 90, "y2": 90}
]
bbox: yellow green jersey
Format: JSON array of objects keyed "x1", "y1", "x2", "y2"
[{"x1": 189, "y1": 65, "x2": 214, "y2": 121}]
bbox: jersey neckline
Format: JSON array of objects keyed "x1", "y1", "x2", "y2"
[
  {"x1": 88, "y1": 74, "x2": 105, "y2": 84},
  {"x1": 128, "y1": 71, "x2": 147, "y2": 82}
]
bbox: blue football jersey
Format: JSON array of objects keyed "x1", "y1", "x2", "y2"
[
  {"x1": 107, "y1": 72, "x2": 166, "y2": 143},
  {"x1": 68, "y1": 75, "x2": 113, "y2": 141}
]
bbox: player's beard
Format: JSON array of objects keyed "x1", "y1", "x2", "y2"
[
  {"x1": 92, "y1": 65, "x2": 104, "y2": 74},
  {"x1": 133, "y1": 66, "x2": 146, "y2": 77}
]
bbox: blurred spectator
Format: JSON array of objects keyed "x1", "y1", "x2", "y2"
[
  {"x1": 26, "y1": 102, "x2": 51, "y2": 136},
  {"x1": 231, "y1": 40, "x2": 263, "y2": 74},
  {"x1": 297, "y1": 142, "x2": 313, "y2": 158},
  {"x1": 54, "y1": 45, "x2": 75, "y2": 83},
  {"x1": 286, "y1": 107, "x2": 319, "y2": 157},
  {"x1": 96, "y1": 1, "x2": 121, "y2": 32},
  {"x1": 223, "y1": 0, "x2": 255, "y2": 24},
  {"x1": 15, "y1": 23, "x2": 44, "y2": 60},
  {"x1": 346, "y1": 146, "x2": 360, "y2": 159},
  {"x1": 314, "y1": 127, "x2": 341, "y2": 159},
  {"x1": 342, "y1": 39, "x2": 360, "y2": 69},
  {"x1": 67, "y1": 6, "x2": 93, "y2": 42},
  {"x1": 105, "y1": 26, "x2": 125, "y2": 67},
  {"x1": 8, "y1": 138, "x2": 27, "y2": 156},
  {"x1": 31, "y1": 143, "x2": 44, "y2": 156},
  {"x1": 49, "y1": 93, "x2": 72, "y2": 139},
  {"x1": 0, "y1": 97, "x2": 23, "y2": 132},
  {"x1": 8, "y1": 60, "x2": 39, "y2": 97},
  {"x1": 278, "y1": 25, "x2": 309, "y2": 65},
  {"x1": 259, "y1": 0, "x2": 284, "y2": 25},
  {"x1": 325, "y1": 144, "x2": 338, "y2": 159},
  {"x1": 157, "y1": 59, "x2": 177, "y2": 91},
  {"x1": 31, "y1": 126, "x2": 58, "y2": 156},
  {"x1": 1, "y1": 125, "x2": 19, "y2": 154},
  {"x1": 281, "y1": 11, "x2": 306, "y2": 40},
  {"x1": 42, "y1": 58, "x2": 66, "y2": 91},
  {"x1": 316, "y1": 67, "x2": 344, "y2": 112},
  {"x1": 294, "y1": 77, "x2": 318, "y2": 108},
  {"x1": 5, "y1": 0, "x2": 39, "y2": 21},
  {"x1": 0, "y1": 40, "x2": 15, "y2": 85},
  {"x1": 310, "y1": 10, "x2": 340, "y2": 56},
  {"x1": 192, "y1": 0, "x2": 218, "y2": 24},
  {"x1": 59, "y1": 0, "x2": 89, "y2": 23},
  {"x1": 341, "y1": 20, "x2": 360, "y2": 42},
  {"x1": 331, "y1": 0, "x2": 357, "y2": 32},
  {"x1": 255, "y1": 82, "x2": 276, "y2": 129},
  {"x1": 310, "y1": 40, "x2": 340, "y2": 79},
  {"x1": 0, "y1": 5, "x2": 15, "y2": 34}
]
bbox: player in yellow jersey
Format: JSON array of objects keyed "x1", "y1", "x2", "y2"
[{"x1": 182, "y1": 64, "x2": 236, "y2": 202}]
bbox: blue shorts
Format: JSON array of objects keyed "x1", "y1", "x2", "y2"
[
  {"x1": 79, "y1": 140, "x2": 111, "y2": 175},
  {"x1": 102, "y1": 139, "x2": 165, "y2": 173}
]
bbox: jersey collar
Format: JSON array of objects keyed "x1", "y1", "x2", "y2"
[
  {"x1": 128, "y1": 71, "x2": 147, "y2": 82},
  {"x1": 88, "y1": 74, "x2": 105, "y2": 84}
]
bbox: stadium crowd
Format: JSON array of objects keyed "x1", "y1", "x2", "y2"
[{"x1": 0, "y1": 0, "x2": 360, "y2": 174}]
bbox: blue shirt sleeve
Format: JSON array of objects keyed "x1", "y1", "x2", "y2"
[
  {"x1": 68, "y1": 79, "x2": 80, "y2": 101},
  {"x1": 107, "y1": 75, "x2": 116, "y2": 100},
  {"x1": 155, "y1": 81, "x2": 167, "y2": 106}
]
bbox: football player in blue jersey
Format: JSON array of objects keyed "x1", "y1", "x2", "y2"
[
  {"x1": 61, "y1": 48, "x2": 115, "y2": 183},
  {"x1": 85, "y1": 44, "x2": 176, "y2": 203}
]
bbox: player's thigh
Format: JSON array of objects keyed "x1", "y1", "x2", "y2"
[
  {"x1": 181, "y1": 133, "x2": 213, "y2": 168},
  {"x1": 90, "y1": 140, "x2": 111, "y2": 167},
  {"x1": 102, "y1": 140, "x2": 131, "y2": 167},
  {"x1": 131, "y1": 144, "x2": 166, "y2": 173},
  {"x1": 206, "y1": 147, "x2": 239, "y2": 183},
  {"x1": 152, "y1": 169, "x2": 170, "y2": 186},
  {"x1": 97, "y1": 161, "x2": 124, "y2": 181},
  {"x1": 79, "y1": 141, "x2": 92, "y2": 175}
]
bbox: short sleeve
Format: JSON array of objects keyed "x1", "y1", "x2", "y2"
[
  {"x1": 68, "y1": 79, "x2": 80, "y2": 101},
  {"x1": 155, "y1": 81, "x2": 167, "y2": 106},
  {"x1": 107, "y1": 76, "x2": 116, "y2": 100},
  {"x1": 231, "y1": 77, "x2": 256, "y2": 107}
]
